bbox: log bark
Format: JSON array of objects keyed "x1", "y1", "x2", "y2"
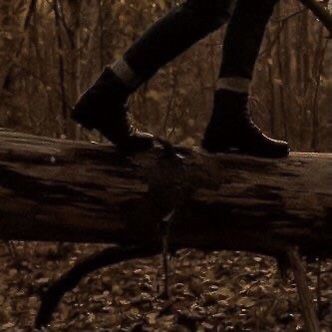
[{"x1": 0, "y1": 128, "x2": 331, "y2": 258}]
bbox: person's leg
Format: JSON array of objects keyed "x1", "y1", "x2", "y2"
[
  {"x1": 114, "y1": 0, "x2": 236, "y2": 89},
  {"x1": 203, "y1": 0, "x2": 290, "y2": 158},
  {"x1": 72, "y1": 0, "x2": 235, "y2": 150}
]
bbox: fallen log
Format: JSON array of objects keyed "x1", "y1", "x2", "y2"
[
  {"x1": 0, "y1": 128, "x2": 331, "y2": 257},
  {"x1": 0, "y1": 128, "x2": 331, "y2": 330}
]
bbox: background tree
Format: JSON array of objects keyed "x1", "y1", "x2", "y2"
[{"x1": 0, "y1": 0, "x2": 331, "y2": 151}]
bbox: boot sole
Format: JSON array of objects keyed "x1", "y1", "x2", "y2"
[{"x1": 202, "y1": 141, "x2": 290, "y2": 159}]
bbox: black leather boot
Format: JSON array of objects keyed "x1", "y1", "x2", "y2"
[
  {"x1": 71, "y1": 67, "x2": 154, "y2": 151},
  {"x1": 202, "y1": 89, "x2": 289, "y2": 158}
]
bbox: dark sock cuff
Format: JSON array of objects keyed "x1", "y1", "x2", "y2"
[{"x1": 110, "y1": 59, "x2": 143, "y2": 92}]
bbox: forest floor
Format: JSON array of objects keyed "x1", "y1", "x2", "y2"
[{"x1": 0, "y1": 242, "x2": 331, "y2": 332}]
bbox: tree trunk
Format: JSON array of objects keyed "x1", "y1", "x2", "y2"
[
  {"x1": 0, "y1": 129, "x2": 331, "y2": 259},
  {"x1": 0, "y1": 0, "x2": 37, "y2": 94}
]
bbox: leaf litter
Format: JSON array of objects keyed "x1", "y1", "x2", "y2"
[{"x1": 0, "y1": 243, "x2": 331, "y2": 331}]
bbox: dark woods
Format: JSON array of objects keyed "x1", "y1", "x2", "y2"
[
  {"x1": 0, "y1": 2, "x2": 332, "y2": 331},
  {"x1": 0, "y1": 0, "x2": 331, "y2": 151}
]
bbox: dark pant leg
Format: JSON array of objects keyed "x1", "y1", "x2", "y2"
[
  {"x1": 220, "y1": 0, "x2": 279, "y2": 80},
  {"x1": 124, "y1": 0, "x2": 235, "y2": 81}
]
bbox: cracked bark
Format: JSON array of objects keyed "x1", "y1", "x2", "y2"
[{"x1": 0, "y1": 128, "x2": 330, "y2": 258}]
